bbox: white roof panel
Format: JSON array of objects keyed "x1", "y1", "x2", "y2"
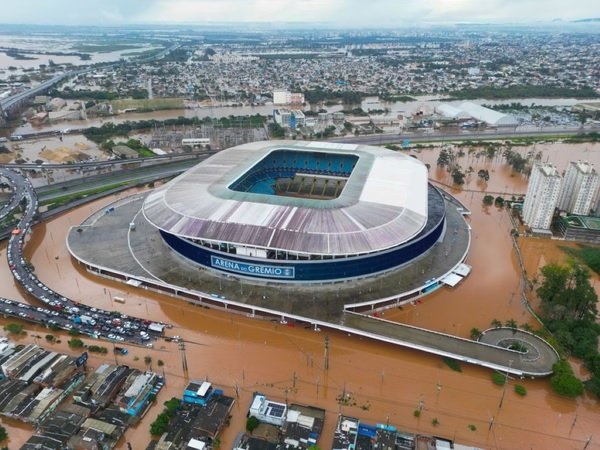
[
  {"x1": 143, "y1": 140, "x2": 431, "y2": 256},
  {"x1": 441, "y1": 273, "x2": 463, "y2": 287}
]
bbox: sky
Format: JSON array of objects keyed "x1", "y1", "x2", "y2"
[{"x1": 0, "y1": 0, "x2": 598, "y2": 27}]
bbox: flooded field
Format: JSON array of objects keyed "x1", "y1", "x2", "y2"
[{"x1": 1, "y1": 142, "x2": 600, "y2": 449}]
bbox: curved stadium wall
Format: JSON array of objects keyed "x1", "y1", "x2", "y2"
[{"x1": 159, "y1": 184, "x2": 446, "y2": 283}]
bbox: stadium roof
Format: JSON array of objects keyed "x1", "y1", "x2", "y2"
[{"x1": 143, "y1": 140, "x2": 429, "y2": 256}]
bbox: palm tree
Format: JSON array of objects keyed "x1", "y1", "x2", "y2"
[
  {"x1": 491, "y1": 319, "x2": 502, "y2": 329},
  {"x1": 144, "y1": 355, "x2": 152, "y2": 370},
  {"x1": 470, "y1": 327, "x2": 482, "y2": 341},
  {"x1": 505, "y1": 319, "x2": 518, "y2": 334}
]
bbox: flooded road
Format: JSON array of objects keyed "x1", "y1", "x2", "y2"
[{"x1": 1, "y1": 143, "x2": 600, "y2": 449}]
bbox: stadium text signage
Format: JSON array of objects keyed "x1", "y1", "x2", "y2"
[{"x1": 211, "y1": 256, "x2": 295, "y2": 279}]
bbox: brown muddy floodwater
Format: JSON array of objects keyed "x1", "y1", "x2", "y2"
[{"x1": 1, "y1": 143, "x2": 600, "y2": 449}]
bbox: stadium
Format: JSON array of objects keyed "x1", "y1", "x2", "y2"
[{"x1": 142, "y1": 141, "x2": 447, "y2": 283}]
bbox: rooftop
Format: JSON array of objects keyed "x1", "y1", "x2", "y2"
[{"x1": 143, "y1": 140, "x2": 429, "y2": 256}]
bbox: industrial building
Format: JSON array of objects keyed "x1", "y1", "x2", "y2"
[
  {"x1": 273, "y1": 89, "x2": 305, "y2": 105},
  {"x1": 558, "y1": 160, "x2": 599, "y2": 215},
  {"x1": 436, "y1": 102, "x2": 518, "y2": 127},
  {"x1": 522, "y1": 163, "x2": 562, "y2": 231},
  {"x1": 273, "y1": 108, "x2": 305, "y2": 129},
  {"x1": 558, "y1": 215, "x2": 600, "y2": 244},
  {"x1": 183, "y1": 380, "x2": 221, "y2": 406}
]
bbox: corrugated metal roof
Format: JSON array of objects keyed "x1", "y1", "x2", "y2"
[{"x1": 143, "y1": 140, "x2": 429, "y2": 256}]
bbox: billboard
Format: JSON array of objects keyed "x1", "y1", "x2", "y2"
[{"x1": 211, "y1": 255, "x2": 295, "y2": 279}]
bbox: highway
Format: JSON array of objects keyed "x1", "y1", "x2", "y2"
[
  {"x1": 0, "y1": 74, "x2": 68, "y2": 113},
  {"x1": 330, "y1": 125, "x2": 600, "y2": 146},
  {"x1": 0, "y1": 167, "x2": 173, "y2": 346},
  {"x1": 4, "y1": 149, "x2": 213, "y2": 171}
]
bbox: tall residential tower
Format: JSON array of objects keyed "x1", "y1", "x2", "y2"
[
  {"x1": 558, "y1": 161, "x2": 599, "y2": 215},
  {"x1": 523, "y1": 163, "x2": 562, "y2": 230}
]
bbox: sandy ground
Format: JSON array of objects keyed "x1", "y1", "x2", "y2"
[
  {"x1": 1, "y1": 144, "x2": 600, "y2": 449},
  {"x1": 4, "y1": 134, "x2": 107, "y2": 164}
]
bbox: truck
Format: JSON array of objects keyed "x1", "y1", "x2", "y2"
[
  {"x1": 78, "y1": 315, "x2": 97, "y2": 326},
  {"x1": 148, "y1": 322, "x2": 166, "y2": 334}
]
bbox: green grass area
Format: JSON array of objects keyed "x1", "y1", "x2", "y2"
[
  {"x1": 448, "y1": 85, "x2": 600, "y2": 100},
  {"x1": 72, "y1": 43, "x2": 143, "y2": 53},
  {"x1": 560, "y1": 245, "x2": 600, "y2": 275},
  {"x1": 41, "y1": 182, "x2": 129, "y2": 209},
  {"x1": 111, "y1": 98, "x2": 184, "y2": 113}
]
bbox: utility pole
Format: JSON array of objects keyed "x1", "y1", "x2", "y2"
[
  {"x1": 178, "y1": 341, "x2": 188, "y2": 378},
  {"x1": 324, "y1": 335, "x2": 330, "y2": 371}
]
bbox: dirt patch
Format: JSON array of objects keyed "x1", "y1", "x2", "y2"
[
  {"x1": 518, "y1": 237, "x2": 577, "y2": 279},
  {"x1": 73, "y1": 141, "x2": 90, "y2": 151},
  {"x1": 39, "y1": 146, "x2": 91, "y2": 163},
  {"x1": 0, "y1": 152, "x2": 13, "y2": 163}
]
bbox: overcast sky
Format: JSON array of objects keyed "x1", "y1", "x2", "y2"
[{"x1": 0, "y1": 0, "x2": 598, "y2": 26}]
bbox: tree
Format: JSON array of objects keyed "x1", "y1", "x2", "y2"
[
  {"x1": 3, "y1": 323, "x2": 24, "y2": 335},
  {"x1": 491, "y1": 319, "x2": 502, "y2": 328},
  {"x1": 470, "y1": 327, "x2": 482, "y2": 340},
  {"x1": 68, "y1": 338, "x2": 84, "y2": 349},
  {"x1": 144, "y1": 355, "x2": 152, "y2": 367},
  {"x1": 437, "y1": 148, "x2": 455, "y2": 168},
  {"x1": 505, "y1": 319, "x2": 518, "y2": 333},
  {"x1": 551, "y1": 360, "x2": 584, "y2": 398},
  {"x1": 451, "y1": 167, "x2": 466, "y2": 185},
  {"x1": 477, "y1": 169, "x2": 490, "y2": 182},
  {"x1": 0, "y1": 424, "x2": 7, "y2": 442},
  {"x1": 163, "y1": 397, "x2": 180, "y2": 416},
  {"x1": 537, "y1": 263, "x2": 598, "y2": 322},
  {"x1": 494, "y1": 196, "x2": 505, "y2": 207},
  {"x1": 150, "y1": 412, "x2": 170, "y2": 436},
  {"x1": 246, "y1": 416, "x2": 260, "y2": 433},
  {"x1": 514, "y1": 384, "x2": 527, "y2": 396},
  {"x1": 268, "y1": 122, "x2": 285, "y2": 138},
  {"x1": 157, "y1": 359, "x2": 164, "y2": 367},
  {"x1": 483, "y1": 195, "x2": 494, "y2": 206}
]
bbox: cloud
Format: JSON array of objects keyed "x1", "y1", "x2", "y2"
[
  {"x1": 0, "y1": 0, "x2": 598, "y2": 25},
  {"x1": 0, "y1": 0, "x2": 155, "y2": 25}
]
